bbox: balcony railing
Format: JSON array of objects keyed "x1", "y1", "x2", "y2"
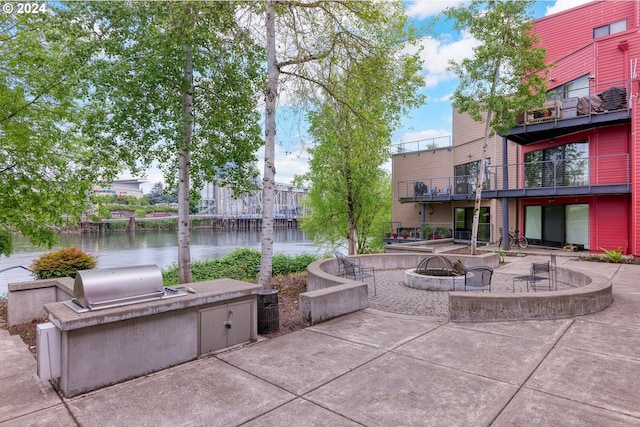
[
  {"x1": 393, "y1": 135, "x2": 452, "y2": 154},
  {"x1": 516, "y1": 78, "x2": 631, "y2": 128},
  {"x1": 383, "y1": 221, "x2": 493, "y2": 243},
  {"x1": 384, "y1": 221, "x2": 453, "y2": 241},
  {"x1": 398, "y1": 154, "x2": 630, "y2": 200}
]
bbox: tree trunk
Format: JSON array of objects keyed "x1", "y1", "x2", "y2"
[
  {"x1": 470, "y1": 111, "x2": 491, "y2": 255},
  {"x1": 470, "y1": 62, "x2": 500, "y2": 255},
  {"x1": 259, "y1": 0, "x2": 278, "y2": 291},
  {"x1": 178, "y1": 41, "x2": 194, "y2": 284},
  {"x1": 348, "y1": 220, "x2": 357, "y2": 255}
]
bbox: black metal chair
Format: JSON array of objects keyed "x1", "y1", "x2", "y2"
[
  {"x1": 464, "y1": 266, "x2": 493, "y2": 292},
  {"x1": 527, "y1": 261, "x2": 554, "y2": 291},
  {"x1": 341, "y1": 258, "x2": 376, "y2": 296},
  {"x1": 550, "y1": 253, "x2": 558, "y2": 290},
  {"x1": 334, "y1": 251, "x2": 348, "y2": 276},
  {"x1": 335, "y1": 251, "x2": 364, "y2": 276}
]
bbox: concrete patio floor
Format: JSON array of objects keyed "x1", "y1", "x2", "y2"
[{"x1": 1, "y1": 252, "x2": 639, "y2": 426}]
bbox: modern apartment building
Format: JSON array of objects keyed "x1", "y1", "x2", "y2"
[{"x1": 392, "y1": 0, "x2": 639, "y2": 255}]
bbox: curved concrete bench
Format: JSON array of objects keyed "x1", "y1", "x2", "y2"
[
  {"x1": 449, "y1": 265, "x2": 613, "y2": 322},
  {"x1": 301, "y1": 253, "x2": 498, "y2": 325},
  {"x1": 302, "y1": 253, "x2": 613, "y2": 325}
]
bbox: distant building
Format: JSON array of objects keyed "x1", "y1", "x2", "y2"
[
  {"x1": 93, "y1": 179, "x2": 147, "y2": 199},
  {"x1": 199, "y1": 181, "x2": 308, "y2": 218}
]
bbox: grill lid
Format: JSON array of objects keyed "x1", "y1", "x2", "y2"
[{"x1": 73, "y1": 265, "x2": 164, "y2": 310}]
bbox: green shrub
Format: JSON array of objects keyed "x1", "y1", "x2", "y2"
[
  {"x1": 30, "y1": 247, "x2": 97, "y2": 279},
  {"x1": 272, "y1": 253, "x2": 319, "y2": 275},
  {"x1": 161, "y1": 249, "x2": 319, "y2": 286},
  {"x1": 600, "y1": 247, "x2": 623, "y2": 263}
]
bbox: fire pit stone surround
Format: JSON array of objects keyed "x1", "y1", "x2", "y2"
[{"x1": 404, "y1": 256, "x2": 468, "y2": 291}]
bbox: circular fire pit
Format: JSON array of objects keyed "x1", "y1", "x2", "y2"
[{"x1": 404, "y1": 256, "x2": 465, "y2": 291}]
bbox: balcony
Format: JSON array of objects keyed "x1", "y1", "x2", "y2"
[
  {"x1": 398, "y1": 154, "x2": 630, "y2": 201},
  {"x1": 399, "y1": 175, "x2": 492, "y2": 202},
  {"x1": 506, "y1": 80, "x2": 631, "y2": 146},
  {"x1": 383, "y1": 221, "x2": 493, "y2": 244}
]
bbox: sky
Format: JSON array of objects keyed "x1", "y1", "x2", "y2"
[{"x1": 130, "y1": 0, "x2": 594, "y2": 193}]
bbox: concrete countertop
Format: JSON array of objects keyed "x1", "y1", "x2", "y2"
[{"x1": 44, "y1": 278, "x2": 261, "y2": 331}]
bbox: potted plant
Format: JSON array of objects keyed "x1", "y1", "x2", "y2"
[
  {"x1": 392, "y1": 232, "x2": 398, "y2": 239},
  {"x1": 422, "y1": 224, "x2": 433, "y2": 240},
  {"x1": 402, "y1": 233, "x2": 409, "y2": 239}
]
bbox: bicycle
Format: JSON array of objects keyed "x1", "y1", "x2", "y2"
[{"x1": 498, "y1": 229, "x2": 528, "y2": 249}]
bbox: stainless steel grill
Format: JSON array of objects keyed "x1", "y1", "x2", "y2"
[{"x1": 64, "y1": 265, "x2": 186, "y2": 313}]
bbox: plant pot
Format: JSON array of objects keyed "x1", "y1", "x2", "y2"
[
  {"x1": 402, "y1": 234, "x2": 409, "y2": 239},
  {"x1": 392, "y1": 233, "x2": 398, "y2": 238}
]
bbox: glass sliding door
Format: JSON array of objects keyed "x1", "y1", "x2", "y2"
[
  {"x1": 524, "y1": 141, "x2": 588, "y2": 189},
  {"x1": 525, "y1": 206, "x2": 542, "y2": 243},
  {"x1": 523, "y1": 203, "x2": 589, "y2": 248},
  {"x1": 565, "y1": 204, "x2": 589, "y2": 249}
]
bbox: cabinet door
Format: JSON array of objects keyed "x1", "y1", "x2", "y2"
[
  {"x1": 199, "y1": 306, "x2": 227, "y2": 355},
  {"x1": 227, "y1": 301, "x2": 252, "y2": 347}
]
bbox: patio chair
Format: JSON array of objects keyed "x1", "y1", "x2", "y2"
[
  {"x1": 414, "y1": 181, "x2": 428, "y2": 197},
  {"x1": 464, "y1": 266, "x2": 493, "y2": 292},
  {"x1": 550, "y1": 253, "x2": 558, "y2": 290},
  {"x1": 334, "y1": 250, "x2": 367, "y2": 277},
  {"x1": 341, "y1": 258, "x2": 377, "y2": 296},
  {"x1": 334, "y1": 251, "x2": 349, "y2": 276},
  {"x1": 527, "y1": 261, "x2": 553, "y2": 292}
]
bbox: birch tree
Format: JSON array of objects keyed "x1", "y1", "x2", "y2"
[
  {"x1": 259, "y1": 0, "x2": 421, "y2": 288},
  {"x1": 76, "y1": 1, "x2": 264, "y2": 283},
  {"x1": 442, "y1": 0, "x2": 548, "y2": 254}
]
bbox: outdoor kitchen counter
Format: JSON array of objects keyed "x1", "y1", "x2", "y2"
[
  {"x1": 39, "y1": 278, "x2": 262, "y2": 397},
  {"x1": 44, "y1": 278, "x2": 261, "y2": 331}
]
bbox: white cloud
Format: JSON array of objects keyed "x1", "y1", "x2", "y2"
[
  {"x1": 404, "y1": 0, "x2": 465, "y2": 19},
  {"x1": 256, "y1": 142, "x2": 311, "y2": 184},
  {"x1": 410, "y1": 31, "x2": 478, "y2": 88},
  {"x1": 545, "y1": 0, "x2": 594, "y2": 16}
]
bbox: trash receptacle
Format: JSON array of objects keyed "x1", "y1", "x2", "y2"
[{"x1": 257, "y1": 289, "x2": 279, "y2": 334}]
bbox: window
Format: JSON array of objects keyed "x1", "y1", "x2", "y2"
[
  {"x1": 593, "y1": 20, "x2": 626, "y2": 38},
  {"x1": 454, "y1": 207, "x2": 490, "y2": 242},
  {"x1": 524, "y1": 142, "x2": 588, "y2": 188},
  {"x1": 548, "y1": 75, "x2": 589, "y2": 100},
  {"x1": 453, "y1": 159, "x2": 491, "y2": 194}
]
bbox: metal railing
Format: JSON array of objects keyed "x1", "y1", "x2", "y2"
[
  {"x1": 384, "y1": 221, "x2": 453, "y2": 241},
  {"x1": 393, "y1": 136, "x2": 452, "y2": 154},
  {"x1": 398, "y1": 154, "x2": 630, "y2": 199},
  {"x1": 516, "y1": 78, "x2": 631, "y2": 129},
  {"x1": 383, "y1": 221, "x2": 494, "y2": 243}
]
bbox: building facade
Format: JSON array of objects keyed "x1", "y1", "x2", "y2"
[
  {"x1": 392, "y1": 0, "x2": 639, "y2": 255},
  {"x1": 92, "y1": 179, "x2": 147, "y2": 199}
]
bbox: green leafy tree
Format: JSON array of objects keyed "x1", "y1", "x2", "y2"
[
  {"x1": 259, "y1": 0, "x2": 423, "y2": 287},
  {"x1": 147, "y1": 182, "x2": 168, "y2": 205},
  {"x1": 1, "y1": 7, "x2": 99, "y2": 251},
  {"x1": 298, "y1": 51, "x2": 423, "y2": 254},
  {"x1": 75, "y1": 1, "x2": 264, "y2": 283},
  {"x1": 442, "y1": 0, "x2": 549, "y2": 254}
]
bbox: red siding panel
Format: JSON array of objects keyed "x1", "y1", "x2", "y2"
[{"x1": 593, "y1": 196, "x2": 629, "y2": 253}]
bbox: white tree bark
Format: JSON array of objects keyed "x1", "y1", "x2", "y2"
[
  {"x1": 178, "y1": 41, "x2": 194, "y2": 284},
  {"x1": 258, "y1": 0, "x2": 278, "y2": 290}
]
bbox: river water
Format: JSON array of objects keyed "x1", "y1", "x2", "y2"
[{"x1": 0, "y1": 229, "x2": 322, "y2": 296}]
